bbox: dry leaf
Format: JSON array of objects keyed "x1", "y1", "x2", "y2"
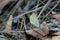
[
  {"x1": 52, "y1": 36, "x2": 60, "y2": 40},
  {"x1": 0, "y1": 0, "x2": 10, "y2": 9},
  {"x1": 3, "y1": 15, "x2": 12, "y2": 33},
  {"x1": 52, "y1": 13, "x2": 60, "y2": 19},
  {"x1": 26, "y1": 28, "x2": 47, "y2": 39},
  {"x1": 53, "y1": 31, "x2": 60, "y2": 36}
]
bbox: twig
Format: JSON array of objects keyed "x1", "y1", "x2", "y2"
[
  {"x1": 38, "y1": 0, "x2": 52, "y2": 18},
  {"x1": 5, "y1": 0, "x2": 23, "y2": 21},
  {"x1": 43, "y1": 1, "x2": 60, "y2": 20},
  {"x1": 1, "y1": 6, "x2": 43, "y2": 26},
  {"x1": 1, "y1": 0, "x2": 17, "y2": 17}
]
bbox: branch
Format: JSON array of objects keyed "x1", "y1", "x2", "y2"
[
  {"x1": 38, "y1": 0, "x2": 52, "y2": 18},
  {"x1": 1, "y1": 6, "x2": 43, "y2": 25}
]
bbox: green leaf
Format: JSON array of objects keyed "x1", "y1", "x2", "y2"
[{"x1": 29, "y1": 13, "x2": 39, "y2": 27}]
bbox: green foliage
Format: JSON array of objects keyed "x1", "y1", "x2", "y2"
[{"x1": 29, "y1": 13, "x2": 39, "y2": 27}]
